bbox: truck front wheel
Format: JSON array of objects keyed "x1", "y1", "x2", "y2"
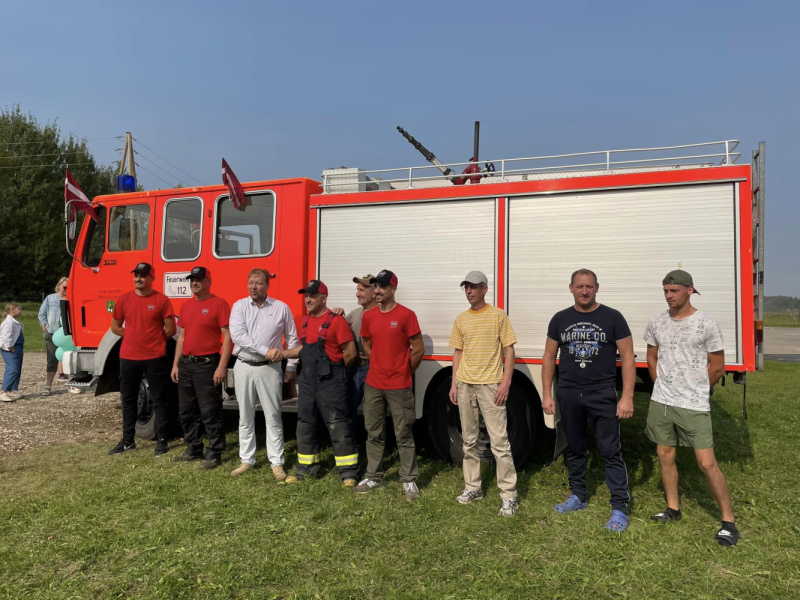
[
  {"x1": 134, "y1": 377, "x2": 156, "y2": 440},
  {"x1": 427, "y1": 376, "x2": 537, "y2": 468}
]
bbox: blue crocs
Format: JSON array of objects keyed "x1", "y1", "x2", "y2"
[
  {"x1": 604, "y1": 510, "x2": 629, "y2": 532},
  {"x1": 555, "y1": 494, "x2": 588, "y2": 513}
]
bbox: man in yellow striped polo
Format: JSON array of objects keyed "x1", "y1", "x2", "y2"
[{"x1": 449, "y1": 271, "x2": 519, "y2": 517}]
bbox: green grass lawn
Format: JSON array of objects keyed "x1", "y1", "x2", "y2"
[
  {"x1": 764, "y1": 310, "x2": 800, "y2": 328},
  {"x1": 1, "y1": 363, "x2": 799, "y2": 599}
]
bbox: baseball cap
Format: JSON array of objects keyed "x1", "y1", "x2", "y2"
[
  {"x1": 353, "y1": 274, "x2": 376, "y2": 286},
  {"x1": 131, "y1": 262, "x2": 154, "y2": 276},
  {"x1": 186, "y1": 266, "x2": 210, "y2": 280},
  {"x1": 370, "y1": 270, "x2": 398, "y2": 287},
  {"x1": 460, "y1": 270, "x2": 488, "y2": 287},
  {"x1": 662, "y1": 269, "x2": 700, "y2": 294},
  {"x1": 298, "y1": 279, "x2": 329, "y2": 296}
]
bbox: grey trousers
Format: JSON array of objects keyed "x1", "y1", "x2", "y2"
[{"x1": 363, "y1": 384, "x2": 419, "y2": 483}]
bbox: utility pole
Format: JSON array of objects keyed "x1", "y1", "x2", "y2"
[{"x1": 116, "y1": 132, "x2": 137, "y2": 192}]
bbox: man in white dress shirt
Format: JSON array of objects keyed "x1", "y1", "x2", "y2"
[{"x1": 229, "y1": 268, "x2": 300, "y2": 480}]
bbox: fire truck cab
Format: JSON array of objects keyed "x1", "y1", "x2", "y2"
[{"x1": 63, "y1": 139, "x2": 765, "y2": 465}]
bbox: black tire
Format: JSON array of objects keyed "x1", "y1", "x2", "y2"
[
  {"x1": 134, "y1": 377, "x2": 155, "y2": 440},
  {"x1": 427, "y1": 376, "x2": 537, "y2": 468}
]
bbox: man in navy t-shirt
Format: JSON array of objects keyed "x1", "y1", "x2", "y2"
[{"x1": 541, "y1": 269, "x2": 636, "y2": 532}]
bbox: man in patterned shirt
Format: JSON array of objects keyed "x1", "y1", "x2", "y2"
[
  {"x1": 449, "y1": 271, "x2": 519, "y2": 517},
  {"x1": 644, "y1": 270, "x2": 738, "y2": 546}
]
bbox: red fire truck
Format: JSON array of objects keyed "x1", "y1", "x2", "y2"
[{"x1": 62, "y1": 139, "x2": 766, "y2": 465}]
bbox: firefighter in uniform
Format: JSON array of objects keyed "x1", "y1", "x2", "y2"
[{"x1": 284, "y1": 280, "x2": 359, "y2": 485}]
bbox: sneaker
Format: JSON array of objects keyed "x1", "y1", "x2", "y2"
[
  {"x1": 108, "y1": 439, "x2": 136, "y2": 455},
  {"x1": 0, "y1": 392, "x2": 15, "y2": 403},
  {"x1": 403, "y1": 482, "x2": 420, "y2": 501},
  {"x1": 173, "y1": 451, "x2": 202, "y2": 463},
  {"x1": 199, "y1": 457, "x2": 222, "y2": 470},
  {"x1": 498, "y1": 497, "x2": 519, "y2": 517},
  {"x1": 58, "y1": 374, "x2": 68, "y2": 381},
  {"x1": 230, "y1": 463, "x2": 254, "y2": 477},
  {"x1": 456, "y1": 489, "x2": 485, "y2": 504},
  {"x1": 715, "y1": 523, "x2": 739, "y2": 547},
  {"x1": 353, "y1": 478, "x2": 384, "y2": 494},
  {"x1": 68, "y1": 387, "x2": 81, "y2": 394},
  {"x1": 272, "y1": 465, "x2": 287, "y2": 482},
  {"x1": 154, "y1": 439, "x2": 169, "y2": 457},
  {"x1": 7, "y1": 391, "x2": 22, "y2": 399},
  {"x1": 41, "y1": 386, "x2": 52, "y2": 397},
  {"x1": 343, "y1": 478, "x2": 358, "y2": 487}
]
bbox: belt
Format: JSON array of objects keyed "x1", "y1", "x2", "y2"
[
  {"x1": 239, "y1": 358, "x2": 271, "y2": 367},
  {"x1": 359, "y1": 357, "x2": 369, "y2": 367},
  {"x1": 182, "y1": 354, "x2": 220, "y2": 364}
]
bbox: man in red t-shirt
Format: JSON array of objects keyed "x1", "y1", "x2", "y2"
[
  {"x1": 109, "y1": 262, "x2": 176, "y2": 456},
  {"x1": 170, "y1": 267, "x2": 232, "y2": 470},
  {"x1": 354, "y1": 270, "x2": 424, "y2": 500},
  {"x1": 282, "y1": 280, "x2": 359, "y2": 484}
]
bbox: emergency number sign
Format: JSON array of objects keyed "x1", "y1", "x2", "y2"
[{"x1": 164, "y1": 273, "x2": 192, "y2": 298}]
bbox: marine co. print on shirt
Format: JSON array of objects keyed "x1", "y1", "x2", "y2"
[{"x1": 561, "y1": 322, "x2": 608, "y2": 369}]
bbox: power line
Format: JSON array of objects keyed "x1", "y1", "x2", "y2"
[
  {"x1": 132, "y1": 136, "x2": 202, "y2": 185},
  {"x1": 0, "y1": 151, "x2": 94, "y2": 159},
  {"x1": 134, "y1": 162, "x2": 174, "y2": 188},
  {"x1": 132, "y1": 149, "x2": 186, "y2": 186},
  {"x1": 0, "y1": 162, "x2": 95, "y2": 170},
  {"x1": 0, "y1": 136, "x2": 122, "y2": 146}
]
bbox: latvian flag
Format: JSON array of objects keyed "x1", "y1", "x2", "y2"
[
  {"x1": 222, "y1": 158, "x2": 246, "y2": 210},
  {"x1": 65, "y1": 168, "x2": 99, "y2": 239}
]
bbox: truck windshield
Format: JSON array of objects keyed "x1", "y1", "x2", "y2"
[
  {"x1": 215, "y1": 191, "x2": 275, "y2": 257},
  {"x1": 83, "y1": 206, "x2": 107, "y2": 267}
]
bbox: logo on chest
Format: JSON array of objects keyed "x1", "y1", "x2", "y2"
[
  {"x1": 147, "y1": 305, "x2": 155, "y2": 311},
  {"x1": 202, "y1": 308, "x2": 209, "y2": 316},
  {"x1": 390, "y1": 321, "x2": 398, "y2": 329}
]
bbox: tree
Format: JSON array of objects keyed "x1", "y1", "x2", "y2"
[{"x1": 0, "y1": 105, "x2": 116, "y2": 299}]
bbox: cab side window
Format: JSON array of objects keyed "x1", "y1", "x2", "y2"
[
  {"x1": 163, "y1": 198, "x2": 202, "y2": 261},
  {"x1": 108, "y1": 204, "x2": 150, "y2": 252},
  {"x1": 215, "y1": 191, "x2": 276, "y2": 257},
  {"x1": 83, "y1": 206, "x2": 107, "y2": 267}
]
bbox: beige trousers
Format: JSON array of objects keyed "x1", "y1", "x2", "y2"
[{"x1": 457, "y1": 381, "x2": 517, "y2": 499}]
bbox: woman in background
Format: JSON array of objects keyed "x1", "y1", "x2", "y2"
[
  {"x1": 38, "y1": 277, "x2": 68, "y2": 396},
  {"x1": 1, "y1": 302, "x2": 24, "y2": 402}
]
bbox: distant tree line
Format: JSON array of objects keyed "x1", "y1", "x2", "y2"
[
  {"x1": 764, "y1": 296, "x2": 800, "y2": 311},
  {"x1": 0, "y1": 105, "x2": 117, "y2": 299}
]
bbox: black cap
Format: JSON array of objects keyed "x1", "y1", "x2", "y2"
[
  {"x1": 186, "y1": 266, "x2": 209, "y2": 280},
  {"x1": 298, "y1": 280, "x2": 329, "y2": 295},
  {"x1": 131, "y1": 262, "x2": 153, "y2": 276},
  {"x1": 370, "y1": 270, "x2": 398, "y2": 287}
]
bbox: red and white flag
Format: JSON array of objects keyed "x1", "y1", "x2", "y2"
[
  {"x1": 64, "y1": 168, "x2": 99, "y2": 239},
  {"x1": 221, "y1": 158, "x2": 246, "y2": 210}
]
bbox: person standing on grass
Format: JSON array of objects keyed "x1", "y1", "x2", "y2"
[
  {"x1": 344, "y1": 274, "x2": 377, "y2": 428},
  {"x1": 542, "y1": 269, "x2": 635, "y2": 532},
  {"x1": 170, "y1": 267, "x2": 232, "y2": 471},
  {"x1": 108, "y1": 263, "x2": 176, "y2": 457},
  {"x1": 38, "y1": 277, "x2": 68, "y2": 396},
  {"x1": 281, "y1": 280, "x2": 359, "y2": 485},
  {"x1": 1, "y1": 302, "x2": 24, "y2": 403},
  {"x1": 449, "y1": 271, "x2": 519, "y2": 517},
  {"x1": 353, "y1": 270, "x2": 425, "y2": 501},
  {"x1": 229, "y1": 268, "x2": 300, "y2": 481},
  {"x1": 645, "y1": 270, "x2": 739, "y2": 546}
]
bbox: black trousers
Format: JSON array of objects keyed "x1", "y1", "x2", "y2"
[
  {"x1": 178, "y1": 356, "x2": 225, "y2": 459},
  {"x1": 558, "y1": 386, "x2": 630, "y2": 513},
  {"x1": 120, "y1": 355, "x2": 171, "y2": 444}
]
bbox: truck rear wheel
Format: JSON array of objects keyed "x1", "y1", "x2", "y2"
[
  {"x1": 135, "y1": 377, "x2": 156, "y2": 440},
  {"x1": 427, "y1": 376, "x2": 537, "y2": 468}
]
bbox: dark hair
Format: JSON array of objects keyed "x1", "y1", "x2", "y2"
[{"x1": 570, "y1": 269, "x2": 598, "y2": 285}]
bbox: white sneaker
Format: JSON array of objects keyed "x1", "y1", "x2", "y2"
[
  {"x1": 498, "y1": 497, "x2": 519, "y2": 517},
  {"x1": 41, "y1": 386, "x2": 52, "y2": 397},
  {"x1": 68, "y1": 387, "x2": 81, "y2": 394},
  {"x1": 0, "y1": 392, "x2": 15, "y2": 402},
  {"x1": 403, "y1": 482, "x2": 420, "y2": 501},
  {"x1": 7, "y1": 391, "x2": 22, "y2": 399},
  {"x1": 353, "y1": 478, "x2": 384, "y2": 494},
  {"x1": 456, "y1": 489, "x2": 485, "y2": 504}
]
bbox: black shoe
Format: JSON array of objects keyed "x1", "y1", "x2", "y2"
[
  {"x1": 199, "y1": 457, "x2": 222, "y2": 470},
  {"x1": 173, "y1": 451, "x2": 202, "y2": 463},
  {"x1": 715, "y1": 522, "x2": 739, "y2": 547},
  {"x1": 651, "y1": 508, "x2": 682, "y2": 523},
  {"x1": 154, "y1": 439, "x2": 169, "y2": 457},
  {"x1": 108, "y1": 440, "x2": 136, "y2": 455}
]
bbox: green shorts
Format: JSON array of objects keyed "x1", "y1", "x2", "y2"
[{"x1": 645, "y1": 401, "x2": 714, "y2": 449}]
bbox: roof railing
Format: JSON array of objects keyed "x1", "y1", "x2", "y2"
[{"x1": 322, "y1": 140, "x2": 741, "y2": 193}]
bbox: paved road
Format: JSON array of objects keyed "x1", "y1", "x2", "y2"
[{"x1": 764, "y1": 327, "x2": 800, "y2": 363}]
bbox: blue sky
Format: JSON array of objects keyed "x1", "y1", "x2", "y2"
[{"x1": 2, "y1": 0, "x2": 797, "y2": 294}]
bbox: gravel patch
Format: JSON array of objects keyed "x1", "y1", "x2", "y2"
[{"x1": 0, "y1": 352, "x2": 122, "y2": 455}]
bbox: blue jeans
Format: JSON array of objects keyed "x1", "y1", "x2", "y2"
[
  {"x1": 348, "y1": 363, "x2": 369, "y2": 423},
  {"x1": 1, "y1": 337, "x2": 24, "y2": 392}
]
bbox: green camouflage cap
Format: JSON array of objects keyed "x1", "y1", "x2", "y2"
[{"x1": 662, "y1": 269, "x2": 700, "y2": 294}]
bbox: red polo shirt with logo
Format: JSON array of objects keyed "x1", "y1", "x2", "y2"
[
  {"x1": 360, "y1": 303, "x2": 421, "y2": 389},
  {"x1": 113, "y1": 290, "x2": 175, "y2": 360},
  {"x1": 179, "y1": 295, "x2": 231, "y2": 356}
]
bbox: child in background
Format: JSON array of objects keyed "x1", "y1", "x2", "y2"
[{"x1": 1, "y1": 302, "x2": 25, "y2": 402}]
